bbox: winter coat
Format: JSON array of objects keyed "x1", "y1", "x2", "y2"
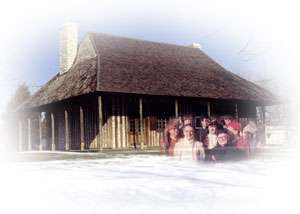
[{"x1": 208, "y1": 145, "x2": 239, "y2": 162}]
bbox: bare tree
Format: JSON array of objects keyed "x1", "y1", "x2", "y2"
[{"x1": 6, "y1": 83, "x2": 31, "y2": 112}]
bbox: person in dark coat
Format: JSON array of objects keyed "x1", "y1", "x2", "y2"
[
  {"x1": 203, "y1": 120, "x2": 219, "y2": 160},
  {"x1": 208, "y1": 131, "x2": 239, "y2": 162},
  {"x1": 198, "y1": 116, "x2": 210, "y2": 143}
]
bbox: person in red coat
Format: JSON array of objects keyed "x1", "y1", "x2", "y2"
[{"x1": 227, "y1": 121, "x2": 250, "y2": 158}]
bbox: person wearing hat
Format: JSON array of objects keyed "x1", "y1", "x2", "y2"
[
  {"x1": 227, "y1": 121, "x2": 250, "y2": 159},
  {"x1": 226, "y1": 120, "x2": 241, "y2": 144},
  {"x1": 222, "y1": 115, "x2": 234, "y2": 129},
  {"x1": 227, "y1": 121, "x2": 241, "y2": 134}
]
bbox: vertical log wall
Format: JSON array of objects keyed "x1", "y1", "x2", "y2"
[{"x1": 17, "y1": 95, "x2": 260, "y2": 152}]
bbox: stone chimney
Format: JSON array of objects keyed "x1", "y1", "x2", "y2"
[{"x1": 59, "y1": 23, "x2": 78, "y2": 74}]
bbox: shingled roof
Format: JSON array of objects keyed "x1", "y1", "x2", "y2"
[{"x1": 28, "y1": 33, "x2": 277, "y2": 108}]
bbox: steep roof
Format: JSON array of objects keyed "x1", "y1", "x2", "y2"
[
  {"x1": 29, "y1": 57, "x2": 98, "y2": 107},
  {"x1": 28, "y1": 33, "x2": 277, "y2": 108}
]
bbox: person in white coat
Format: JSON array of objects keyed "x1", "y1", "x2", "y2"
[{"x1": 174, "y1": 124, "x2": 205, "y2": 161}]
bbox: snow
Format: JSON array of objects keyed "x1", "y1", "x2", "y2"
[{"x1": 0, "y1": 149, "x2": 299, "y2": 214}]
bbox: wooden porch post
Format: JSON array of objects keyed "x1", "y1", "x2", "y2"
[
  {"x1": 116, "y1": 97, "x2": 122, "y2": 148},
  {"x1": 45, "y1": 112, "x2": 50, "y2": 150},
  {"x1": 235, "y1": 103, "x2": 239, "y2": 120},
  {"x1": 38, "y1": 114, "x2": 43, "y2": 151},
  {"x1": 262, "y1": 106, "x2": 266, "y2": 125},
  {"x1": 124, "y1": 99, "x2": 129, "y2": 148},
  {"x1": 207, "y1": 101, "x2": 211, "y2": 117},
  {"x1": 121, "y1": 97, "x2": 126, "y2": 148},
  {"x1": 175, "y1": 99, "x2": 178, "y2": 117},
  {"x1": 80, "y1": 106, "x2": 85, "y2": 151},
  {"x1": 139, "y1": 98, "x2": 144, "y2": 149},
  {"x1": 262, "y1": 106, "x2": 266, "y2": 145},
  {"x1": 18, "y1": 120, "x2": 23, "y2": 151},
  {"x1": 111, "y1": 97, "x2": 116, "y2": 149},
  {"x1": 51, "y1": 113, "x2": 55, "y2": 151},
  {"x1": 98, "y1": 96, "x2": 103, "y2": 150},
  {"x1": 65, "y1": 110, "x2": 70, "y2": 150},
  {"x1": 27, "y1": 118, "x2": 32, "y2": 151}
]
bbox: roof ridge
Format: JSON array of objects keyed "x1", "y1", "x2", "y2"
[
  {"x1": 87, "y1": 32, "x2": 205, "y2": 52},
  {"x1": 88, "y1": 32, "x2": 232, "y2": 77}
]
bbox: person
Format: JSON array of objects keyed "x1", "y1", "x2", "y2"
[
  {"x1": 226, "y1": 120, "x2": 241, "y2": 146},
  {"x1": 242, "y1": 120, "x2": 258, "y2": 152},
  {"x1": 178, "y1": 115, "x2": 193, "y2": 138},
  {"x1": 227, "y1": 121, "x2": 250, "y2": 159},
  {"x1": 161, "y1": 118, "x2": 180, "y2": 156},
  {"x1": 174, "y1": 124, "x2": 205, "y2": 161},
  {"x1": 239, "y1": 129, "x2": 251, "y2": 157},
  {"x1": 222, "y1": 115, "x2": 234, "y2": 129},
  {"x1": 183, "y1": 115, "x2": 193, "y2": 126},
  {"x1": 208, "y1": 131, "x2": 237, "y2": 162},
  {"x1": 197, "y1": 116, "x2": 209, "y2": 143},
  {"x1": 203, "y1": 121, "x2": 218, "y2": 159}
]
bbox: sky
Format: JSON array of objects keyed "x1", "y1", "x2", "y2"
[{"x1": 0, "y1": 0, "x2": 299, "y2": 114}]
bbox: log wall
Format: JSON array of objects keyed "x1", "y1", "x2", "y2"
[{"x1": 18, "y1": 94, "x2": 261, "y2": 151}]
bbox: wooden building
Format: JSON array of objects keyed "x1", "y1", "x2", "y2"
[{"x1": 17, "y1": 33, "x2": 277, "y2": 151}]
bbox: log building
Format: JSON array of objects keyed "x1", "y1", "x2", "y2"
[{"x1": 17, "y1": 30, "x2": 277, "y2": 152}]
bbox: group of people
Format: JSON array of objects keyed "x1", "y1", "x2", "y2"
[{"x1": 161, "y1": 115, "x2": 258, "y2": 162}]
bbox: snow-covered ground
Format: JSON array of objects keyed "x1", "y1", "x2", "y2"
[{"x1": 0, "y1": 148, "x2": 299, "y2": 214}]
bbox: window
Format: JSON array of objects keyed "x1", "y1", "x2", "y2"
[
  {"x1": 129, "y1": 118, "x2": 141, "y2": 133},
  {"x1": 156, "y1": 118, "x2": 167, "y2": 131}
]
